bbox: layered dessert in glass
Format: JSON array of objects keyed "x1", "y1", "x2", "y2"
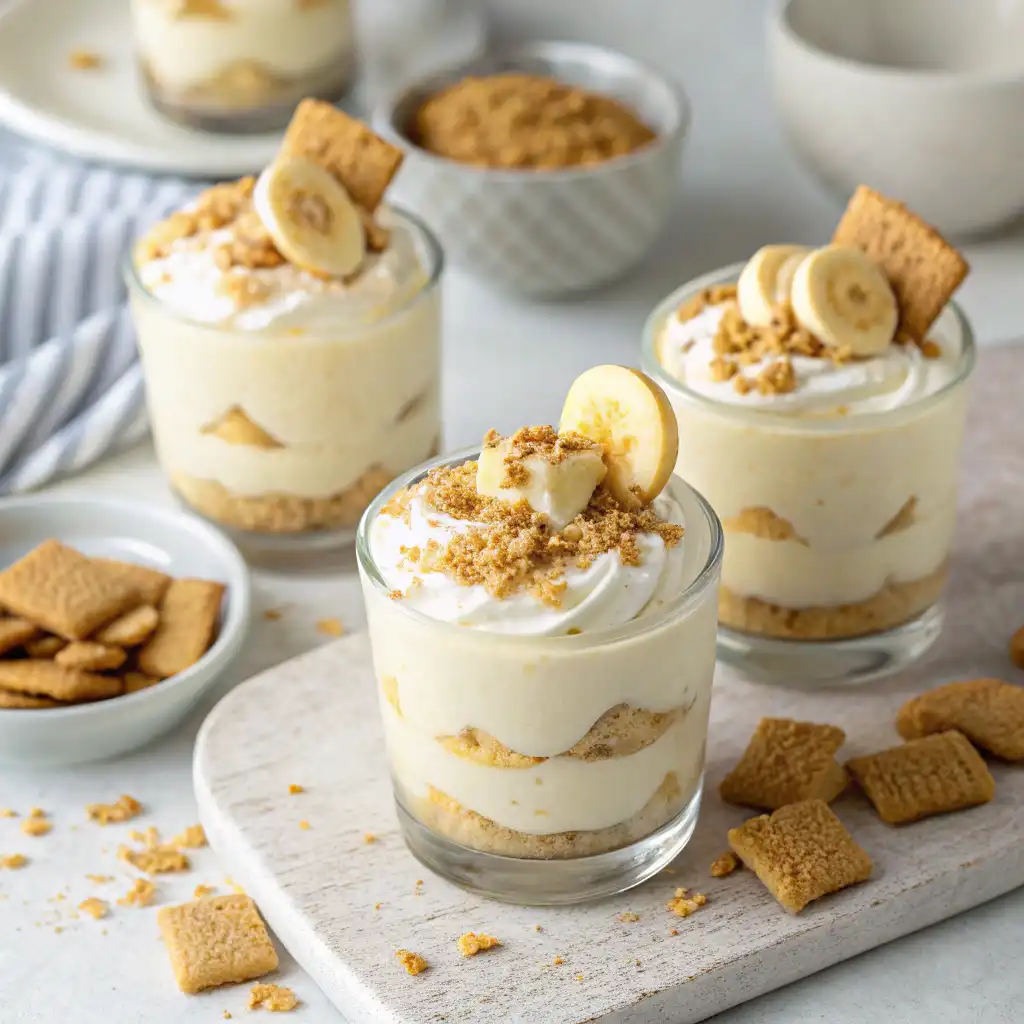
[
  {"x1": 357, "y1": 366, "x2": 723, "y2": 904},
  {"x1": 129, "y1": 102, "x2": 443, "y2": 558},
  {"x1": 643, "y1": 186, "x2": 974, "y2": 686},
  {"x1": 130, "y1": 0, "x2": 356, "y2": 132}
]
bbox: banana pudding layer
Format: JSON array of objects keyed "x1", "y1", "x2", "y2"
[
  {"x1": 129, "y1": 105, "x2": 442, "y2": 537},
  {"x1": 647, "y1": 186, "x2": 973, "y2": 642},
  {"x1": 360, "y1": 409, "x2": 722, "y2": 859}
]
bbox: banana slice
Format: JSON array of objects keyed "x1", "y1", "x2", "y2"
[
  {"x1": 790, "y1": 245, "x2": 898, "y2": 356},
  {"x1": 737, "y1": 245, "x2": 810, "y2": 326},
  {"x1": 559, "y1": 365, "x2": 678, "y2": 508},
  {"x1": 253, "y1": 156, "x2": 366, "y2": 278}
]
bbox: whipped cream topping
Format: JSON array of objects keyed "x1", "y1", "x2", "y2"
[
  {"x1": 659, "y1": 304, "x2": 962, "y2": 417},
  {"x1": 369, "y1": 489, "x2": 689, "y2": 637},
  {"x1": 136, "y1": 210, "x2": 426, "y2": 331}
]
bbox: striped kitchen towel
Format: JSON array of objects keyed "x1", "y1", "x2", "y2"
[{"x1": 0, "y1": 154, "x2": 198, "y2": 495}]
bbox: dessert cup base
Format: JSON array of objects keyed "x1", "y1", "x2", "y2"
[
  {"x1": 394, "y1": 781, "x2": 704, "y2": 906},
  {"x1": 717, "y1": 602, "x2": 944, "y2": 689}
]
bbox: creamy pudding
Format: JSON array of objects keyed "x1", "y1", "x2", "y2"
[{"x1": 357, "y1": 367, "x2": 722, "y2": 903}]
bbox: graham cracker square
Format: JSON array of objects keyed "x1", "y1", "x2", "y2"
[
  {"x1": 280, "y1": 99, "x2": 404, "y2": 212},
  {"x1": 846, "y1": 730, "x2": 995, "y2": 825},
  {"x1": 0, "y1": 540, "x2": 142, "y2": 640},
  {"x1": 158, "y1": 894, "x2": 279, "y2": 994},
  {"x1": 728, "y1": 799, "x2": 872, "y2": 914},
  {"x1": 89, "y1": 559, "x2": 172, "y2": 607},
  {"x1": 896, "y1": 678, "x2": 1024, "y2": 762},
  {"x1": 137, "y1": 578, "x2": 224, "y2": 679},
  {"x1": 0, "y1": 617, "x2": 40, "y2": 655},
  {"x1": 0, "y1": 660, "x2": 122, "y2": 702},
  {"x1": 832, "y1": 185, "x2": 969, "y2": 341},
  {"x1": 719, "y1": 718, "x2": 848, "y2": 810}
]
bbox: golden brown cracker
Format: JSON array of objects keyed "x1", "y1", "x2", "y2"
[
  {"x1": 0, "y1": 617, "x2": 40, "y2": 655},
  {"x1": 55, "y1": 642, "x2": 127, "y2": 672},
  {"x1": 0, "y1": 541, "x2": 140, "y2": 640},
  {"x1": 89, "y1": 558, "x2": 172, "y2": 607},
  {"x1": 24, "y1": 635, "x2": 66, "y2": 659},
  {"x1": 0, "y1": 687, "x2": 59, "y2": 709},
  {"x1": 832, "y1": 185, "x2": 969, "y2": 341},
  {"x1": 124, "y1": 671, "x2": 161, "y2": 694},
  {"x1": 0, "y1": 660, "x2": 122, "y2": 702},
  {"x1": 719, "y1": 718, "x2": 848, "y2": 810},
  {"x1": 728, "y1": 799, "x2": 872, "y2": 914},
  {"x1": 280, "y1": 99, "x2": 404, "y2": 212},
  {"x1": 846, "y1": 731, "x2": 995, "y2": 825},
  {"x1": 895, "y1": 678, "x2": 1024, "y2": 761},
  {"x1": 157, "y1": 894, "x2": 279, "y2": 994},
  {"x1": 137, "y1": 579, "x2": 224, "y2": 678},
  {"x1": 94, "y1": 605, "x2": 160, "y2": 646}
]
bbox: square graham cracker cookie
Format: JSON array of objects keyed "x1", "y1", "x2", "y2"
[
  {"x1": 719, "y1": 718, "x2": 848, "y2": 810},
  {"x1": 0, "y1": 660, "x2": 122, "y2": 702},
  {"x1": 281, "y1": 99, "x2": 404, "y2": 213},
  {"x1": 0, "y1": 540, "x2": 141, "y2": 640},
  {"x1": 89, "y1": 559, "x2": 171, "y2": 607},
  {"x1": 832, "y1": 185, "x2": 969, "y2": 342},
  {"x1": 728, "y1": 799, "x2": 872, "y2": 914},
  {"x1": 137, "y1": 579, "x2": 224, "y2": 679},
  {"x1": 158, "y1": 894, "x2": 279, "y2": 994},
  {"x1": 896, "y1": 678, "x2": 1024, "y2": 762},
  {"x1": 846, "y1": 730, "x2": 995, "y2": 826}
]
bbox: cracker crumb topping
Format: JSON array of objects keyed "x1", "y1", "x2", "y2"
[
  {"x1": 710, "y1": 851, "x2": 740, "y2": 878},
  {"x1": 78, "y1": 897, "x2": 108, "y2": 920},
  {"x1": 395, "y1": 949, "x2": 428, "y2": 975},
  {"x1": 248, "y1": 982, "x2": 299, "y2": 1012},
  {"x1": 86, "y1": 794, "x2": 142, "y2": 825},
  {"x1": 666, "y1": 887, "x2": 707, "y2": 917},
  {"x1": 456, "y1": 932, "x2": 501, "y2": 957},
  {"x1": 118, "y1": 878, "x2": 157, "y2": 908}
]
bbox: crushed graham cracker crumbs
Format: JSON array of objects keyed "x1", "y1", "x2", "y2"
[
  {"x1": 374, "y1": 902, "x2": 382, "y2": 910},
  {"x1": 68, "y1": 49, "x2": 103, "y2": 70},
  {"x1": 457, "y1": 932, "x2": 501, "y2": 957},
  {"x1": 29, "y1": 808, "x2": 45, "y2": 818},
  {"x1": 194, "y1": 884, "x2": 216, "y2": 898},
  {"x1": 553, "y1": 957, "x2": 565, "y2": 966},
  {"x1": 86, "y1": 874, "x2": 113, "y2": 884},
  {"x1": 118, "y1": 878, "x2": 156, "y2": 908},
  {"x1": 668, "y1": 928, "x2": 679, "y2": 937},
  {"x1": 298, "y1": 820, "x2": 311, "y2": 831},
  {"x1": 288, "y1": 784, "x2": 304, "y2": 795},
  {"x1": 78, "y1": 897, "x2": 108, "y2": 920},
  {"x1": 316, "y1": 617, "x2": 344, "y2": 637},
  {"x1": 223, "y1": 1013, "x2": 232, "y2": 1020},
  {"x1": 86, "y1": 794, "x2": 142, "y2": 825},
  {"x1": 118, "y1": 843, "x2": 189, "y2": 874},
  {"x1": 0, "y1": 809, "x2": 16, "y2": 817},
  {"x1": 21, "y1": 819, "x2": 51, "y2": 837},
  {"x1": 263, "y1": 609, "x2": 283, "y2": 621},
  {"x1": 617, "y1": 911, "x2": 641, "y2": 923},
  {"x1": 363, "y1": 833, "x2": 377, "y2": 844},
  {"x1": 129, "y1": 826, "x2": 161, "y2": 848},
  {"x1": 482, "y1": 425, "x2": 603, "y2": 488},
  {"x1": 385, "y1": 428, "x2": 682, "y2": 606},
  {"x1": 249, "y1": 983, "x2": 299, "y2": 1012},
  {"x1": 710, "y1": 851, "x2": 740, "y2": 878},
  {"x1": 1, "y1": 853, "x2": 27, "y2": 869},
  {"x1": 667, "y1": 887, "x2": 707, "y2": 918},
  {"x1": 396, "y1": 949, "x2": 428, "y2": 975},
  {"x1": 173, "y1": 824, "x2": 207, "y2": 848}
]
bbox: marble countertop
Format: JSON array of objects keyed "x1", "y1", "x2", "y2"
[{"x1": 1, "y1": 0, "x2": 1023, "y2": 1021}]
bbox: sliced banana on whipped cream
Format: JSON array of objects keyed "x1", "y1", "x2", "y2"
[
  {"x1": 476, "y1": 434, "x2": 607, "y2": 530},
  {"x1": 790, "y1": 244, "x2": 898, "y2": 356},
  {"x1": 559, "y1": 365, "x2": 679, "y2": 508},
  {"x1": 737, "y1": 244, "x2": 810, "y2": 326},
  {"x1": 253, "y1": 156, "x2": 366, "y2": 278}
]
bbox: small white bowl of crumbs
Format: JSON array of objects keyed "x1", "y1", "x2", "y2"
[
  {"x1": 0, "y1": 497, "x2": 250, "y2": 767},
  {"x1": 373, "y1": 40, "x2": 689, "y2": 297}
]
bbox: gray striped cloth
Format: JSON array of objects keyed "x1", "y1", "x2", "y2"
[{"x1": 0, "y1": 153, "x2": 199, "y2": 495}]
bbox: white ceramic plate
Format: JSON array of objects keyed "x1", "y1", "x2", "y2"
[
  {"x1": 0, "y1": 0, "x2": 281, "y2": 177},
  {"x1": 0, "y1": 496, "x2": 251, "y2": 767}
]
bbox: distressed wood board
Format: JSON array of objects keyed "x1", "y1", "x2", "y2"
[{"x1": 194, "y1": 347, "x2": 1024, "y2": 1024}]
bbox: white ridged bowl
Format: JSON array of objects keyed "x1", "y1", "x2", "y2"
[{"x1": 373, "y1": 41, "x2": 690, "y2": 298}]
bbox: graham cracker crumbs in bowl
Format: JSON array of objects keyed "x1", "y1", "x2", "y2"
[
  {"x1": 666, "y1": 887, "x2": 707, "y2": 918},
  {"x1": 456, "y1": 932, "x2": 501, "y2": 957},
  {"x1": 395, "y1": 949, "x2": 428, "y2": 975},
  {"x1": 412, "y1": 73, "x2": 656, "y2": 170},
  {"x1": 249, "y1": 982, "x2": 299, "y2": 1012},
  {"x1": 78, "y1": 897, "x2": 109, "y2": 920},
  {"x1": 118, "y1": 878, "x2": 157, "y2": 907},
  {"x1": 86, "y1": 794, "x2": 143, "y2": 825}
]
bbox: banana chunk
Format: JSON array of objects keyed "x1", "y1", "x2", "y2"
[
  {"x1": 559, "y1": 365, "x2": 678, "y2": 508},
  {"x1": 737, "y1": 244, "x2": 810, "y2": 326},
  {"x1": 477, "y1": 439, "x2": 606, "y2": 530},
  {"x1": 790, "y1": 245, "x2": 898, "y2": 356},
  {"x1": 253, "y1": 156, "x2": 366, "y2": 278}
]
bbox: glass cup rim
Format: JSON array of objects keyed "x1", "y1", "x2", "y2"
[
  {"x1": 640, "y1": 260, "x2": 977, "y2": 434},
  {"x1": 122, "y1": 204, "x2": 445, "y2": 334},
  {"x1": 355, "y1": 444, "x2": 725, "y2": 648}
]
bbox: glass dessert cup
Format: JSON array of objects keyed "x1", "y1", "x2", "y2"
[
  {"x1": 130, "y1": 0, "x2": 357, "y2": 134},
  {"x1": 642, "y1": 263, "x2": 976, "y2": 689},
  {"x1": 127, "y1": 208, "x2": 443, "y2": 565},
  {"x1": 356, "y1": 449, "x2": 723, "y2": 905}
]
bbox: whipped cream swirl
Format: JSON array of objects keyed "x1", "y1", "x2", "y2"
[
  {"x1": 369, "y1": 492, "x2": 688, "y2": 637},
  {"x1": 660, "y1": 305, "x2": 959, "y2": 417}
]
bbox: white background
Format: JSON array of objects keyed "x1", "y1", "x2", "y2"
[{"x1": 1, "y1": 0, "x2": 1023, "y2": 1022}]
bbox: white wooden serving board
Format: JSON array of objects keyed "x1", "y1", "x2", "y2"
[{"x1": 194, "y1": 349, "x2": 1024, "y2": 1024}]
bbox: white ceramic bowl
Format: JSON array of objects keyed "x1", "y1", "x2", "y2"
[
  {"x1": 770, "y1": 0, "x2": 1024, "y2": 236},
  {"x1": 373, "y1": 41, "x2": 689, "y2": 297},
  {"x1": 0, "y1": 497, "x2": 251, "y2": 767}
]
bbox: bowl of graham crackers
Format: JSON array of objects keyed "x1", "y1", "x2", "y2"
[
  {"x1": 374, "y1": 40, "x2": 689, "y2": 297},
  {"x1": 0, "y1": 497, "x2": 250, "y2": 767}
]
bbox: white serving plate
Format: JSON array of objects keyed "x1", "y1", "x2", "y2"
[{"x1": 0, "y1": 496, "x2": 251, "y2": 767}]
